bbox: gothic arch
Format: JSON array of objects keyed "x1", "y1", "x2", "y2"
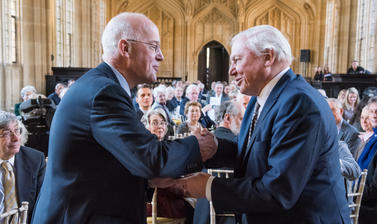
[
  {"x1": 245, "y1": 0, "x2": 315, "y2": 73},
  {"x1": 187, "y1": 5, "x2": 237, "y2": 81}
]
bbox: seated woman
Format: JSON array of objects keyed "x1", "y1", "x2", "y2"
[
  {"x1": 343, "y1": 87, "x2": 360, "y2": 122},
  {"x1": 143, "y1": 108, "x2": 192, "y2": 222},
  {"x1": 177, "y1": 101, "x2": 203, "y2": 135},
  {"x1": 356, "y1": 106, "x2": 374, "y2": 160}
]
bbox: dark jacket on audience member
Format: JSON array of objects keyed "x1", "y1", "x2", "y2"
[
  {"x1": 15, "y1": 146, "x2": 46, "y2": 223},
  {"x1": 339, "y1": 120, "x2": 361, "y2": 158},
  {"x1": 47, "y1": 92, "x2": 61, "y2": 105}
]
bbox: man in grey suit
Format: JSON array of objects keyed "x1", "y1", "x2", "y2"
[{"x1": 328, "y1": 98, "x2": 361, "y2": 158}]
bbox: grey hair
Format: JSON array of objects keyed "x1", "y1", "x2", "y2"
[
  {"x1": 327, "y1": 98, "x2": 343, "y2": 110},
  {"x1": 18, "y1": 120, "x2": 28, "y2": 145},
  {"x1": 55, "y1": 83, "x2": 66, "y2": 90},
  {"x1": 231, "y1": 25, "x2": 293, "y2": 65},
  {"x1": 214, "y1": 101, "x2": 241, "y2": 125},
  {"x1": 101, "y1": 12, "x2": 150, "y2": 61},
  {"x1": 142, "y1": 107, "x2": 167, "y2": 129},
  {"x1": 186, "y1": 84, "x2": 199, "y2": 95},
  {"x1": 0, "y1": 111, "x2": 18, "y2": 130},
  {"x1": 20, "y1": 85, "x2": 36, "y2": 99},
  {"x1": 153, "y1": 85, "x2": 166, "y2": 98}
]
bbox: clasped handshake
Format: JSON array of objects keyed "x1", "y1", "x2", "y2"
[{"x1": 149, "y1": 127, "x2": 217, "y2": 199}]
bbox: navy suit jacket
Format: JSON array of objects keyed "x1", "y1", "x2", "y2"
[
  {"x1": 15, "y1": 146, "x2": 46, "y2": 223},
  {"x1": 212, "y1": 69, "x2": 350, "y2": 224},
  {"x1": 31, "y1": 62, "x2": 202, "y2": 224}
]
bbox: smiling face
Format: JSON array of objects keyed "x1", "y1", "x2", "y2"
[
  {"x1": 360, "y1": 107, "x2": 373, "y2": 132},
  {"x1": 136, "y1": 88, "x2": 153, "y2": 110},
  {"x1": 228, "y1": 37, "x2": 268, "y2": 96},
  {"x1": 187, "y1": 105, "x2": 201, "y2": 123},
  {"x1": 369, "y1": 102, "x2": 377, "y2": 128},
  {"x1": 126, "y1": 20, "x2": 164, "y2": 85}
]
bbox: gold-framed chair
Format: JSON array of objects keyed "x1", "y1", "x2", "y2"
[
  {"x1": 146, "y1": 187, "x2": 186, "y2": 224},
  {"x1": 0, "y1": 201, "x2": 29, "y2": 224},
  {"x1": 348, "y1": 169, "x2": 368, "y2": 224},
  {"x1": 207, "y1": 169, "x2": 235, "y2": 224}
]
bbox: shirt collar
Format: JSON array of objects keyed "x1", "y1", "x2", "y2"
[
  {"x1": 105, "y1": 62, "x2": 131, "y2": 97},
  {"x1": 0, "y1": 156, "x2": 15, "y2": 167},
  {"x1": 257, "y1": 67, "x2": 289, "y2": 109}
]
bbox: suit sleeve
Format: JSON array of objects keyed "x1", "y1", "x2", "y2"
[
  {"x1": 212, "y1": 93, "x2": 335, "y2": 213},
  {"x1": 338, "y1": 141, "x2": 361, "y2": 181},
  {"x1": 90, "y1": 84, "x2": 203, "y2": 179}
]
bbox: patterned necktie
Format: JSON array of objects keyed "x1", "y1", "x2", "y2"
[
  {"x1": 247, "y1": 103, "x2": 260, "y2": 148},
  {"x1": 2, "y1": 161, "x2": 18, "y2": 223}
]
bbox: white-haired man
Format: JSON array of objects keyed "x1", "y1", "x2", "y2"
[
  {"x1": 178, "y1": 25, "x2": 350, "y2": 223},
  {"x1": 32, "y1": 12, "x2": 217, "y2": 223}
]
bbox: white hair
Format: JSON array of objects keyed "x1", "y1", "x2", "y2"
[
  {"x1": 20, "y1": 85, "x2": 36, "y2": 99},
  {"x1": 186, "y1": 84, "x2": 199, "y2": 95},
  {"x1": 153, "y1": 85, "x2": 166, "y2": 98},
  {"x1": 232, "y1": 25, "x2": 293, "y2": 65},
  {"x1": 101, "y1": 12, "x2": 150, "y2": 61}
]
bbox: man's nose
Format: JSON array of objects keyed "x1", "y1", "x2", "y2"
[
  {"x1": 156, "y1": 48, "x2": 164, "y2": 61},
  {"x1": 229, "y1": 64, "x2": 236, "y2": 76}
]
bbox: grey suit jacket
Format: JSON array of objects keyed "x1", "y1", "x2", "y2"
[
  {"x1": 339, "y1": 120, "x2": 361, "y2": 158},
  {"x1": 338, "y1": 141, "x2": 361, "y2": 180}
]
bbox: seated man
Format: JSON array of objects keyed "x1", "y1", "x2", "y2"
[
  {"x1": 48, "y1": 82, "x2": 66, "y2": 106},
  {"x1": 347, "y1": 60, "x2": 365, "y2": 74},
  {"x1": 327, "y1": 98, "x2": 361, "y2": 158},
  {"x1": 135, "y1": 84, "x2": 153, "y2": 120},
  {"x1": 0, "y1": 111, "x2": 46, "y2": 222}
]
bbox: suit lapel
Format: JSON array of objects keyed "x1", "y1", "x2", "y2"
[
  {"x1": 14, "y1": 147, "x2": 31, "y2": 204},
  {"x1": 237, "y1": 70, "x2": 296, "y2": 174}
]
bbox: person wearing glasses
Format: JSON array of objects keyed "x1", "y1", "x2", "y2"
[
  {"x1": 31, "y1": 12, "x2": 217, "y2": 224},
  {"x1": 142, "y1": 108, "x2": 192, "y2": 222},
  {"x1": 0, "y1": 111, "x2": 46, "y2": 223}
]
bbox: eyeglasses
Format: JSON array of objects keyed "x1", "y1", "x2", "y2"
[
  {"x1": 0, "y1": 128, "x2": 21, "y2": 139},
  {"x1": 127, "y1": 39, "x2": 161, "y2": 53},
  {"x1": 151, "y1": 120, "x2": 166, "y2": 127}
]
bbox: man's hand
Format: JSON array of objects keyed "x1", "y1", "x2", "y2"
[
  {"x1": 193, "y1": 127, "x2": 217, "y2": 161},
  {"x1": 175, "y1": 172, "x2": 211, "y2": 198},
  {"x1": 148, "y1": 178, "x2": 177, "y2": 188}
]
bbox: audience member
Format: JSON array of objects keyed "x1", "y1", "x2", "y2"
[
  {"x1": 337, "y1": 89, "x2": 347, "y2": 105},
  {"x1": 347, "y1": 60, "x2": 365, "y2": 74},
  {"x1": 143, "y1": 108, "x2": 193, "y2": 222},
  {"x1": 67, "y1": 79, "x2": 75, "y2": 87},
  {"x1": 343, "y1": 87, "x2": 360, "y2": 122},
  {"x1": 166, "y1": 86, "x2": 184, "y2": 116},
  {"x1": 177, "y1": 101, "x2": 204, "y2": 135},
  {"x1": 323, "y1": 65, "x2": 333, "y2": 81},
  {"x1": 236, "y1": 93, "x2": 251, "y2": 110},
  {"x1": 357, "y1": 99, "x2": 377, "y2": 170},
  {"x1": 165, "y1": 86, "x2": 175, "y2": 101},
  {"x1": 15, "y1": 85, "x2": 37, "y2": 116},
  {"x1": 327, "y1": 98, "x2": 361, "y2": 158},
  {"x1": 359, "y1": 99, "x2": 377, "y2": 224},
  {"x1": 356, "y1": 105, "x2": 374, "y2": 159},
  {"x1": 135, "y1": 84, "x2": 153, "y2": 120},
  {"x1": 314, "y1": 66, "x2": 324, "y2": 81},
  {"x1": 0, "y1": 111, "x2": 46, "y2": 223},
  {"x1": 338, "y1": 141, "x2": 361, "y2": 181},
  {"x1": 47, "y1": 82, "x2": 66, "y2": 106}
]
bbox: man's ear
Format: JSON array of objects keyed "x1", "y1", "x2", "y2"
[
  {"x1": 224, "y1": 114, "x2": 231, "y2": 123},
  {"x1": 118, "y1": 39, "x2": 130, "y2": 57},
  {"x1": 263, "y1": 49, "x2": 276, "y2": 67}
]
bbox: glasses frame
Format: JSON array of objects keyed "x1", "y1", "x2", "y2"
[
  {"x1": 126, "y1": 39, "x2": 161, "y2": 54},
  {"x1": 0, "y1": 128, "x2": 21, "y2": 139}
]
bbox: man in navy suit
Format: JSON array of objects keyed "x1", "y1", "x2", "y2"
[
  {"x1": 178, "y1": 25, "x2": 350, "y2": 223},
  {"x1": 31, "y1": 12, "x2": 216, "y2": 224},
  {"x1": 0, "y1": 111, "x2": 46, "y2": 223}
]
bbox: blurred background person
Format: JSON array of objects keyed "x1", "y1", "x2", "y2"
[
  {"x1": 347, "y1": 60, "x2": 365, "y2": 74},
  {"x1": 343, "y1": 87, "x2": 360, "y2": 122},
  {"x1": 135, "y1": 84, "x2": 153, "y2": 120},
  {"x1": 15, "y1": 85, "x2": 37, "y2": 116},
  {"x1": 48, "y1": 82, "x2": 66, "y2": 106},
  {"x1": 337, "y1": 89, "x2": 347, "y2": 105}
]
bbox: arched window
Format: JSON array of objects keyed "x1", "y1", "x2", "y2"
[
  {"x1": 2, "y1": 0, "x2": 19, "y2": 64},
  {"x1": 56, "y1": 0, "x2": 74, "y2": 67},
  {"x1": 355, "y1": 0, "x2": 376, "y2": 72},
  {"x1": 324, "y1": 0, "x2": 339, "y2": 72}
]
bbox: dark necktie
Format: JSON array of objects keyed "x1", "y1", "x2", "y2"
[{"x1": 247, "y1": 103, "x2": 260, "y2": 148}]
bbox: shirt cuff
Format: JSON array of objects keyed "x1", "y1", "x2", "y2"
[{"x1": 205, "y1": 176, "x2": 215, "y2": 201}]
